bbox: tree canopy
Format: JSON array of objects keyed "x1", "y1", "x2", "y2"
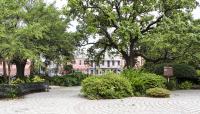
[
  {"x1": 67, "y1": 0, "x2": 200, "y2": 68},
  {"x1": 0, "y1": 0, "x2": 76, "y2": 76}
]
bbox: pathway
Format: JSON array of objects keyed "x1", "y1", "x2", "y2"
[{"x1": 0, "y1": 86, "x2": 200, "y2": 114}]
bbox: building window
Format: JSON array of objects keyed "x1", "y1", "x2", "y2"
[
  {"x1": 112, "y1": 60, "x2": 115, "y2": 66},
  {"x1": 79, "y1": 60, "x2": 82, "y2": 65},
  {"x1": 101, "y1": 60, "x2": 104, "y2": 65},
  {"x1": 118, "y1": 61, "x2": 120, "y2": 66},
  {"x1": 107, "y1": 61, "x2": 110, "y2": 67}
]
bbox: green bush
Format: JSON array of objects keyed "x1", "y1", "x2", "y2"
[
  {"x1": 179, "y1": 81, "x2": 192, "y2": 89},
  {"x1": 197, "y1": 70, "x2": 200, "y2": 77},
  {"x1": 32, "y1": 76, "x2": 45, "y2": 83},
  {"x1": 121, "y1": 69, "x2": 143, "y2": 79},
  {"x1": 142, "y1": 62, "x2": 156, "y2": 73},
  {"x1": 10, "y1": 76, "x2": 45, "y2": 84},
  {"x1": 7, "y1": 87, "x2": 19, "y2": 98},
  {"x1": 81, "y1": 74, "x2": 133, "y2": 99},
  {"x1": 11, "y1": 78, "x2": 25, "y2": 85},
  {"x1": 122, "y1": 70, "x2": 166, "y2": 96},
  {"x1": 154, "y1": 64, "x2": 197, "y2": 78},
  {"x1": 47, "y1": 72, "x2": 87, "y2": 86},
  {"x1": 0, "y1": 77, "x2": 6, "y2": 84},
  {"x1": 146, "y1": 87, "x2": 170, "y2": 98},
  {"x1": 166, "y1": 78, "x2": 177, "y2": 90},
  {"x1": 63, "y1": 65, "x2": 73, "y2": 74},
  {"x1": 132, "y1": 73, "x2": 166, "y2": 95}
]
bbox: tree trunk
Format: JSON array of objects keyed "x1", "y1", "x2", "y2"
[
  {"x1": 15, "y1": 60, "x2": 27, "y2": 77},
  {"x1": 124, "y1": 54, "x2": 138, "y2": 68},
  {"x1": 122, "y1": 52, "x2": 138, "y2": 68},
  {"x1": 2, "y1": 60, "x2": 7, "y2": 76},
  {"x1": 30, "y1": 61, "x2": 35, "y2": 76}
]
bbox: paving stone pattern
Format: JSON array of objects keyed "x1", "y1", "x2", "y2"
[{"x1": 0, "y1": 86, "x2": 200, "y2": 114}]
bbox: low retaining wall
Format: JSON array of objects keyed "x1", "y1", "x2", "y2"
[{"x1": 0, "y1": 82, "x2": 48, "y2": 98}]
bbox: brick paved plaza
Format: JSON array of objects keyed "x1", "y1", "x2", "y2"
[{"x1": 0, "y1": 86, "x2": 200, "y2": 114}]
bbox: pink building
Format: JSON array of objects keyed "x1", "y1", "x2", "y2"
[
  {"x1": 71, "y1": 53, "x2": 145, "y2": 75},
  {"x1": 0, "y1": 61, "x2": 31, "y2": 76},
  {"x1": 72, "y1": 58, "x2": 89, "y2": 74}
]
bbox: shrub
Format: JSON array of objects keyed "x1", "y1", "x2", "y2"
[
  {"x1": 197, "y1": 70, "x2": 200, "y2": 77},
  {"x1": 0, "y1": 85, "x2": 20, "y2": 98},
  {"x1": 153, "y1": 64, "x2": 197, "y2": 83},
  {"x1": 11, "y1": 78, "x2": 25, "y2": 85},
  {"x1": 166, "y1": 78, "x2": 177, "y2": 90},
  {"x1": 146, "y1": 87, "x2": 170, "y2": 98},
  {"x1": 63, "y1": 65, "x2": 73, "y2": 74},
  {"x1": 81, "y1": 74, "x2": 133, "y2": 99},
  {"x1": 32, "y1": 76, "x2": 45, "y2": 83},
  {"x1": 0, "y1": 77, "x2": 6, "y2": 84},
  {"x1": 47, "y1": 72, "x2": 87, "y2": 86},
  {"x1": 179, "y1": 81, "x2": 192, "y2": 89},
  {"x1": 121, "y1": 69, "x2": 143, "y2": 79},
  {"x1": 142, "y1": 62, "x2": 156, "y2": 73},
  {"x1": 131, "y1": 73, "x2": 166, "y2": 95},
  {"x1": 122, "y1": 70, "x2": 166, "y2": 96},
  {"x1": 154, "y1": 64, "x2": 197, "y2": 78}
]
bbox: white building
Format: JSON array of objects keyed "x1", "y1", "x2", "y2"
[
  {"x1": 87, "y1": 54, "x2": 125, "y2": 75},
  {"x1": 71, "y1": 52, "x2": 145, "y2": 75}
]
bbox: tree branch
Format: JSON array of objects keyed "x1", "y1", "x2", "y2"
[
  {"x1": 136, "y1": 49, "x2": 176, "y2": 63},
  {"x1": 141, "y1": 15, "x2": 164, "y2": 34}
]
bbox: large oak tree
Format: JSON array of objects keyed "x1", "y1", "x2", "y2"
[{"x1": 67, "y1": 0, "x2": 199, "y2": 68}]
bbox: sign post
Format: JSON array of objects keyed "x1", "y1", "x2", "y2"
[{"x1": 164, "y1": 66, "x2": 173, "y2": 82}]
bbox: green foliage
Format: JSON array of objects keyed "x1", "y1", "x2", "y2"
[
  {"x1": 166, "y1": 78, "x2": 177, "y2": 90},
  {"x1": 142, "y1": 62, "x2": 156, "y2": 73},
  {"x1": 146, "y1": 87, "x2": 171, "y2": 98},
  {"x1": 121, "y1": 69, "x2": 144, "y2": 78},
  {"x1": 11, "y1": 78, "x2": 25, "y2": 85},
  {"x1": 197, "y1": 70, "x2": 200, "y2": 77},
  {"x1": 0, "y1": 77, "x2": 7, "y2": 84},
  {"x1": 7, "y1": 87, "x2": 19, "y2": 98},
  {"x1": 10, "y1": 75, "x2": 45, "y2": 84},
  {"x1": 0, "y1": 0, "x2": 76, "y2": 76},
  {"x1": 47, "y1": 72, "x2": 87, "y2": 86},
  {"x1": 131, "y1": 73, "x2": 166, "y2": 95},
  {"x1": 179, "y1": 81, "x2": 193, "y2": 89},
  {"x1": 67, "y1": 0, "x2": 199, "y2": 68},
  {"x1": 49, "y1": 76, "x2": 77, "y2": 86},
  {"x1": 122, "y1": 69, "x2": 166, "y2": 95},
  {"x1": 154, "y1": 64, "x2": 197, "y2": 78},
  {"x1": 64, "y1": 65, "x2": 73, "y2": 71},
  {"x1": 81, "y1": 74, "x2": 133, "y2": 99},
  {"x1": 32, "y1": 76, "x2": 45, "y2": 83},
  {"x1": 64, "y1": 65, "x2": 73, "y2": 73}
]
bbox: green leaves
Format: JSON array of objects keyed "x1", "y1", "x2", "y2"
[
  {"x1": 0, "y1": 0, "x2": 76, "y2": 75},
  {"x1": 67, "y1": 0, "x2": 199, "y2": 67}
]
